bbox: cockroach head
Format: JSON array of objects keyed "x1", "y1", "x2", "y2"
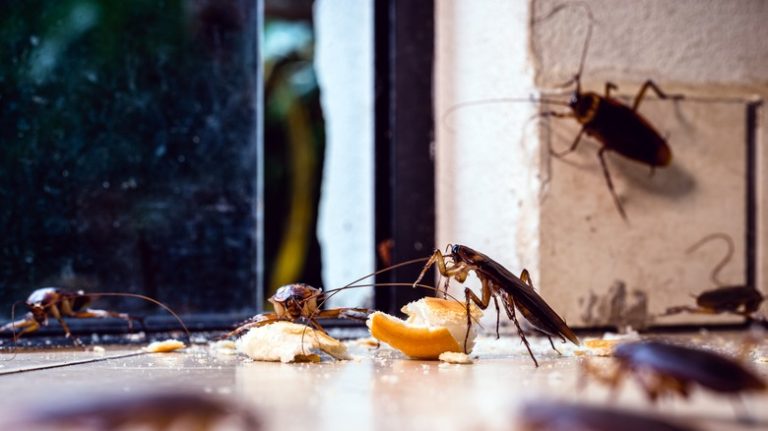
[
  {"x1": 568, "y1": 91, "x2": 595, "y2": 118},
  {"x1": 28, "y1": 303, "x2": 47, "y2": 323},
  {"x1": 450, "y1": 244, "x2": 481, "y2": 265}
]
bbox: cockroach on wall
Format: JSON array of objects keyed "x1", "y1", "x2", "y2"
[
  {"x1": 445, "y1": 3, "x2": 684, "y2": 221},
  {"x1": 661, "y1": 233, "x2": 765, "y2": 321},
  {"x1": 534, "y1": 2, "x2": 684, "y2": 220},
  {"x1": 413, "y1": 244, "x2": 580, "y2": 367}
]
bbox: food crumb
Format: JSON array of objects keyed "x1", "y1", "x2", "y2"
[
  {"x1": 439, "y1": 351, "x2": 473, "y2": 364},
  {"x1": 210, "y1": 339, "x2": 237, "y2": 354},
  {"x1": 144, "y1": 339, "x2": 186, "y2": 353},
  {"x1": 91, "y1": 346, "x2": 106, "y2": 354},
  {"x1": 353, "y1": 337, "x2": 381, "y2": 347}
]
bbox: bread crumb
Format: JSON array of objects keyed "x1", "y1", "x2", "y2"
[
  {"x1": 91, "y1": 346, "x2": 106, "y2": 354},
  {"x1": 353, "y1": 337, "x2": 380, "y2": 347},
  {"x1": 144, "y1": 339, "x2": 186, "y2": 353},
  {"x1": 577, "y1": 331, "x2": 642, "y2": 356},
  {"x1": 209, "y1": 339, "x2": 237, "y2": 355},
  {"x1": 236, "y1": 321, "x2": 349, "y2": 363},
  {"x1": 439, "y1": 351, "x2": 473, "y2": 364}
]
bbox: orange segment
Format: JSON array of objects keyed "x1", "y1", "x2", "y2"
[{"x1": 368, "y1": 311, "x2": 462, "y2": 359}]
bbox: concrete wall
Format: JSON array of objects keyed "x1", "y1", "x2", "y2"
[{"x1": 436, "y1": 0, "x2": 767, "y2": 329}]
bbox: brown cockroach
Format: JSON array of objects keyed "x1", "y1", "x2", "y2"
[
  {"x1": 662, "y1": 233, "x2": 765, "y2": 320},
  {"x1": 227, "y1": 257, "x2": 469, "y2": 338},
  {"x1": 4, "y1": 391, "x2": 260, "y2": 431},
  {"x1": 581, "y1": 340, "x2": 766, "y2": 404},
  {"x1": 534, "y1": 2, "x2": 683, "y2": 220},
  {"x1": 413, "y1": 244, "x2": 580, "y2": 367},
  {"x1": 0, "y1": 287, "x2": 189, "y2": 342},
  {"x1": 229, "y1": 281, "x2": 469, "y2": 337},
  {"x1": 519, "y1": 400, "x2": 699, "y2": 431},
  {"x1": 226, "y1": 282, "x2": 374, "y2": 337}
]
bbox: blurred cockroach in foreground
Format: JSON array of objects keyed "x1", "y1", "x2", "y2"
[
  {"x1": 534, "y1": 3, "x2": 684, "y2": 220},
  {"x1": 3, "y1": 391, "x2": 260, "y2": 431},
  {"x1": 413, "y1": 244, "x2": 580, "y2": 367},
  {"x1": 519, "y1": 400, "x2": 698, "y2": 431},
  {"x1": 661, "y1": 233, "x2": 765, "y2": 321},
  {"x1": 581, "y1": 340, "x2": 766, "y2": 405},
  {"x1": 0, "y1": 287, "x2": 189, "y2": 342}
]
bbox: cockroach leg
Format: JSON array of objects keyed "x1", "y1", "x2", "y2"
[
  {"x1": 71, "y1": 309, "x2": 138, "y2": 330},
  {"x1": 47, "y1": 303, "x2": 74, "y2": 339},
  {"x1": 547, "y1": 336, "x2": 562, "y2": 355},
  {"x1": 605, "y1": 82, "x2": 618, "y2": 98},
  {"x1": 463, "y1": 278, "x2": 492, "y2": 353},
  {"x1": 598, "y1": 147, "x2": 628, "y2": 221},
  {"x1": 539, "y1": 109, "x2": 580, "y2": 159},
  {"x1": 7, "y1": 319, "x2": 40, "y2": 342},
  {"x1": 632, "y1": 80, "x2": 683, "y2": 111},
  {"x1": 314, "y1": 307, "x2": 372, "y2": 321},
  {"x1": 492, "y1": 295, "x2": 501, "y2": 339},
  {"x1": 551, "y1": 122, "x2": 585, "y2": 158},
  {"x1": 441, "y1": 276, "x2": 452, "y2": 299},
  {"x1": 413, "y1": 251, "x2": 442, "y2": 287},
  {"x1": 507, "y1": 296, "x2": 538, "y2": 367}
]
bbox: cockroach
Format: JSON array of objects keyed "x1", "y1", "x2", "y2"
[
  {"x1": 663, "y1": 285, "x2": 765, "y2": 321},
  {"x1": 226, "y1": 282, "x2": 374, "y2": 337},
  {"x1": 533, "y1": 2, "x2": 683, "y2": 220},
  {"x1": 3, "y1": 391, "x2": 260, "y2": 431},
  {"x1": 227, "y1": 257, "x2": 467, "y2": 338},
  {"x1": 413, "y1": 244, "x2": 580, "y2": 367},
  {"x1": 519, "y1": 400, "x2": 699, "y2": 431},
  {"x1": 229, "y1": 282, "x2": 468, "y2": 337},
  {"x1": 0, "y1": 287, "x2": 189, "y2": 342},
  {"x1": 445, "y1": 3, "x2": 682, "y2": 220},
  {"x1": 581, "y1": 340, "x2": 766, "y2": 404},
  {"x1": 662, "y1": 233, "x2": 765, "y2": 319}
]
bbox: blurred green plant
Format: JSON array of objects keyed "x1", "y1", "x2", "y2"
[{"x1": 262, "y1": 19, "x2": 325, "y2": 301}]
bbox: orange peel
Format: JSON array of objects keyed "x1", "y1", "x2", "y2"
[{"x1": 367, "y1": 297, "x2": 482, "y2": 360}]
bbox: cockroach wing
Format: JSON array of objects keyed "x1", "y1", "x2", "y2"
[
  {"x1": 585, "y1": 98, "x2": 671, "y2": 167},
  {"x1": 460, "y1": 246, "x2": 580, "y2": 346}
]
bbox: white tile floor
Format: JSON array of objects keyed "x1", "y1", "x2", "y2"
[{"x1": 0, "y1": 331, "x2": 765, "y2": 431}]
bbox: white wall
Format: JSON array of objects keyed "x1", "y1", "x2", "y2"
[
  {"x1": 315, "y1": 0, "x2": 375, "y2": 308},
  {"x1": 435, "y1": 0, "x2": 538, "y2": 328},
  {"x1": 435, "y1": 0, "x2": 768, "y2": 328}
]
